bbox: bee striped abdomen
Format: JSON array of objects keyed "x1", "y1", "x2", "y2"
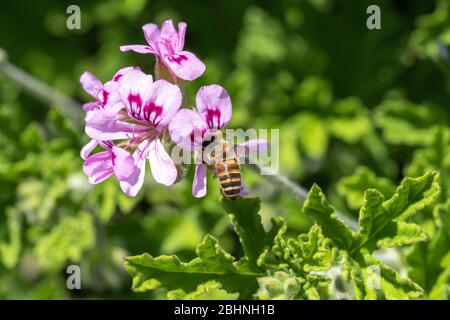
[{"x1": 216, "y1": 159, "x2": 241, "y2": 199}]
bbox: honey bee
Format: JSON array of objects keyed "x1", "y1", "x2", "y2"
[{"x1": 202, "y1": 131, "x2": 244, "y2": 200}]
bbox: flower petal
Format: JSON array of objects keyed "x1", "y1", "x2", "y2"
[
  {"x1": 142, "y1": 23, "x2": 160, "y2": 48},
  {"x1": 82, "y1": 102, "x2": 99, "y2": 119},
  {"x1": 169, "y1": 109, "x2": 207, "y2": 151},
  {"x1": 119, "y1": 69, "x2": 154, "y2": 119},
  {"x1": 101, "y1": 81, "x2": 124, "y2": 115},
  {"x1": 112, "y1": 146, "x2": 135, "y2": 180},
  {"x1": 196, "y1": 84, "x2": 232, "y2": 129},
  {"x1": 148, "y1": 138, "x2": 177, "y2": 186},
  {"x1": 119, "y1": 141, "x2": 150, "y2": 197},
  {"x1": 119, "y1": 163, "x2": 145, "y2": 197},
  {"x1": 239, "y1": 179, "x2": 248, "y2": 197},
  {"x1": 176, "y1": 22, "x2": 187, "y2": 52},
  {"x1": 80, "y1": 72, "x2": 102, "y2": 98},
  {"x1": 83, "y1": 151, "x2": 114, "y2": 184},
  {"x1": 158, "y1": 19, "x2": 178, "y2": 50},
  {"x1": 120, "y1": 71, "x2": 181, "y2": 129},
  {"x1": 120, "y1": 44, "x2": 155, "y2": 54},
  {"x1": 145, "y1": 79, "x2": 182, "y2": 129},
  {"x1": 163, "y1": 51, "x2": 206, "y2": 81},
  {"x1": 193, "y1": 164, "x2": 207, "y2": 198},
  {"x1": 235, "y1": 139, "x2": 269, "y2": 161},
  {"x1": 85, "y1": 108, "x2": 147, "y2": 141},
  {"x1": 160, "y1": 19, "x2": 177, "y2": 40},
  {"x1": 80, "y1": 139, "x2": 98, "y2": 160},
  {"x1": 112, "y1": 66, "x2": 140, "y2": 82}
]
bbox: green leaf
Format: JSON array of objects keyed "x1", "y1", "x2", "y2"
[
  {"x1": 349, "y1": 253, "x2": 424, "y2": 300},
  {"x1": 351, "y1": 266, "x2": 377, "y2": 300},
  {"x1": 93, "y1": 179, "x2": 118, "y2": 222},
  {"x1": 257, "y1": 271, "x2": 306, "y2": 300},
  {"x1": 92, "y1": 175, "x2": 141, "y2": 218},
  {"x1": 351, "y1": 171, "x2": 439, "y2": 254},
  {"x1": 293, "y1": 76, "x2": 332, "y2": 111},
  {"x1": 221, "y1": 197, "x2": 282, "y2": 267},
  {"x1": 259, "y1": 223, "x2": 332, "y2": 273},
  {"x1": 19, "y1": 122, "x2": 45, "y2": 152},
  {"x1": 376, "y1": 222, "x2": 427, "y2": 247},
  {"x1": 0, "y1": 208, "x2": 21, "y2": 269},
  {"x1": 337, "y1": 166, "x2": 396, "y2": 210},
  {"x1": 327, "y1": 97, "x2": 373, "y2": 144},
  {"x1": 303, "y1": 172, "x2": 440, "y2": 299},
  {"x1": 236, "y1": 7, "x2": 286, "y2": 66},
  {"x1": 302, "y1": 184, "x2": 354, "y2": 251},
  {"x1": 126, "y1": 208, "x2": 332, "y2": 301},
  {"x1": 405, "y1": 126, "x2": 450, "y2": 200},
  {"x1": 279, "y1": 122, "x2": 304, "y2": 178},
  {"x1": 364, "y1": 254, "x2": 424, "y2": 300},
  {"x1": 293, "y1": 97, "x2": 373, "y2": 161},
  {"x1": 408, "y1": 0, "x2": 450, "y2": 62},
  {"x1": 257, "y1": 222, "x2": 332, "y2": 299},
  {"x1": 429, "y1": 266, "x2": 450, "y2": 299},
  {"x1": 168, "y1": 281, "x2": 239, "y2": 300},
  {"x1": 17, "y1": 178, "x2": 68, "y2": 224},
  {"x1": 125, "y1": 235, "x2": 263, "y2": 299},
  {"x1": 296, "y1": 113, "x2": 329, "y2": 159},
  {"x1": 375, "y1": 100, "x2": 445, "y2": 146},
  {"x1": 33, "y1": 211, "x2": 95, "y2": 271},
  {"x1": 407, "y1": 201, "x2": 450, "y2": 294},
  {"x1": 160, "y1": 211, "x2": 203, "y2": 253}
]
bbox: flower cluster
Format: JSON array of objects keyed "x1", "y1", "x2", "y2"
[{"x1": 80, "y1": 19, "x2": 266, "y2": 198}]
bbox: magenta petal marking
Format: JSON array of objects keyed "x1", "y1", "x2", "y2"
[
  {"x1": 205, "y1": 108, "x2": 222, "y2": 129},
  {"x1": 190, "y1": 127, "x2": 206, "y2": 148},
  {"x1": 143, "y1": 101, "x2": 163, "y2": 125},
  {"x1": 128, "y1": 92, "x2": 163, "y2": 125},
  {"x1": 98, "y1": 89, "x2": 109, "y2": 108},
  {"x1": 128, "y1": 93, "x2": 143, "y2": 118},
  {"x1": 99, "y1": 141, "x2": 113, "y2": 150},
  {"x1": 167, "y1": 54, "x2": 188, "y2": 65}
]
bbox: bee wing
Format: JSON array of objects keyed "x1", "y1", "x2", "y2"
[{"x1": 234, "y1": 139, "x2": 269, "y2": 161}]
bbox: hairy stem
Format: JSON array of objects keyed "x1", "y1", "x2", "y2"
[
  {"x1": 249, "y1": 163, "x2": 358, "y2": 231},
  {"x1": 0, "y1": 48, "x2": 84, "y2": 129}
]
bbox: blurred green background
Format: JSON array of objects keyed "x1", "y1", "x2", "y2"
[{"x1": 0, "y1": 0, "x2": 449, "y2": 299}]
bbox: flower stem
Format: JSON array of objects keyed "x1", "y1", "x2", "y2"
[
  {"x1": 155, "y1": 58, "x2": 182, "y2": 87},
  {"x1": 0, "y1": 48, "x2": 84, "y2": 129}
]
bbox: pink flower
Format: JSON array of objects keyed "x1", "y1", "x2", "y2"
[
  {"x1": 169, "y1": 85, "x2": 268, "y2": 198},
  {"x1": 120, "y1": 20, "x2": 206, "y2": 81},
  {"x1": 81, "y1": 140, "x2": 135, "y2": 185},
  {"x1": 82, "y1": 69, "x2": 182, "y2": 196},
  {"x1": 80, "y1": 67, "x2": 139, "y2": 117}
]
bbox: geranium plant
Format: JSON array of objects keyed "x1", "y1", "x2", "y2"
[{"x1": 77, "y1": 19, "x2": 447, "y2": 300}]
